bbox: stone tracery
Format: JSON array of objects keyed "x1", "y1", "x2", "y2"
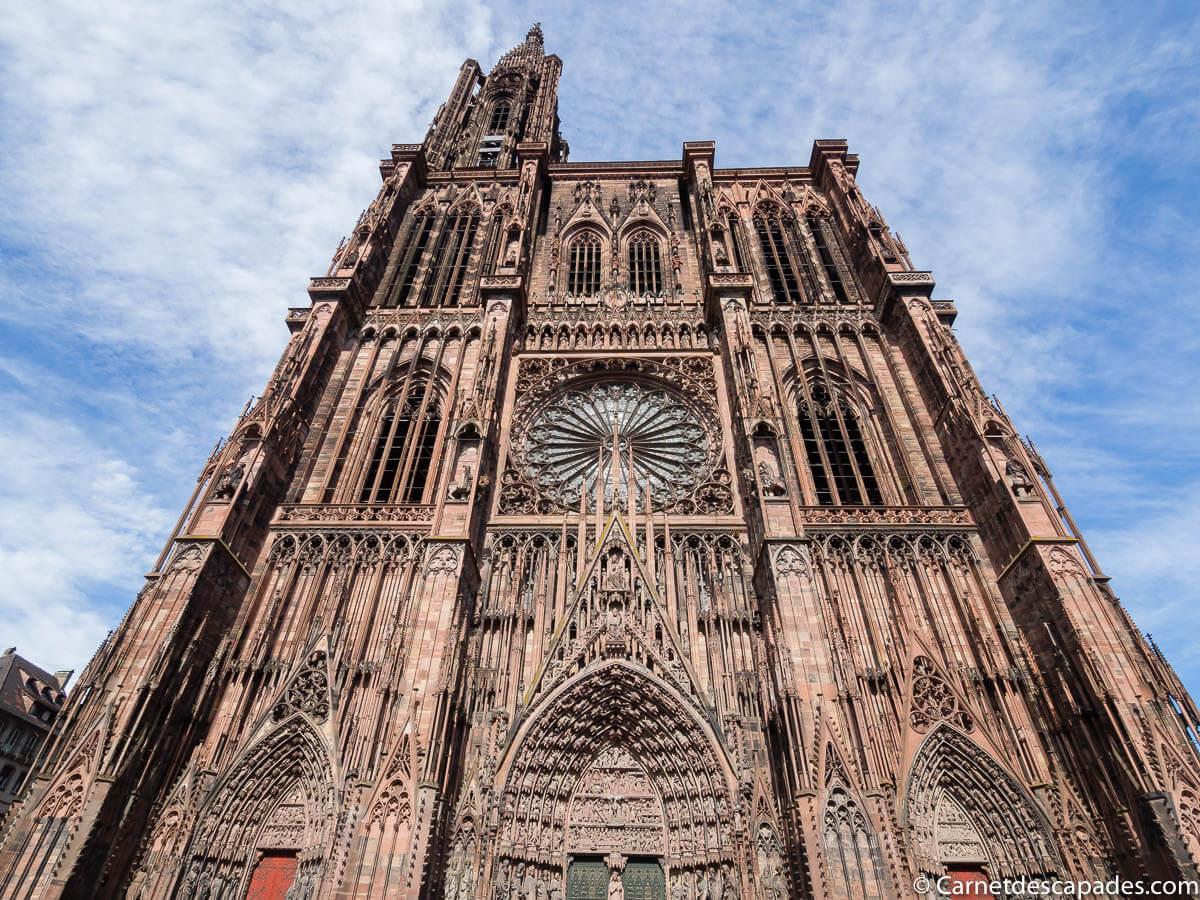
[
  {"x1": 6, "y1": 27, "x2": 1195, "y2": 900},
  {"x1": 179, "y1": 717, "x2": 334, "y2": 900},
  {"x1": 519, "y1": 380, "x2": 709, "y2": 512}
]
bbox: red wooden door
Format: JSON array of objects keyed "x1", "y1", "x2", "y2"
[
  {"x1": 245, "y1": 851, "x2": 299, "y2": 900},
  {"x1": 945, "y1": 867, "x2": 993, "y2": 899}
]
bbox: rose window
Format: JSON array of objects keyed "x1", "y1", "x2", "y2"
[{"x1": 520, "y1": 380, "x2": 711, "y2": 512}]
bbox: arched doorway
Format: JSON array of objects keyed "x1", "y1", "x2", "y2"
[
  {"x1": 489, "y1": 660, "x2": 742, "y2": 900},
  {"x1": 177, "y1": 717, "x2": 333, "y2": 899},
  {"x1": 905, "y1": 725, "x2": 1061, "y2": 891}
]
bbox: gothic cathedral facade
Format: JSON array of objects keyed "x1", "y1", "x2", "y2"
[{"x1": 3, "y1": 25, "x2": 1200, "y2": 900}]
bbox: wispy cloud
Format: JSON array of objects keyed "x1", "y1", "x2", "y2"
[{"x1": 1, "y1": 1, "x2": 1197, "y2": 698}]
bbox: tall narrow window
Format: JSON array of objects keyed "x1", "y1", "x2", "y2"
[
  {"x1": 487, "y1": 99, "x2": 511, "y2": 134},
  {"x1": 567, "y1": 231, "x2": 602, "y2": 295},
  {"x1": 754, "y1": 206, "x2": 804, "y2": 304},
  {"x1": 391, "y1": 212, "x2": 435, "y2": 306},
  {"x1": 807, "y1": 214, "x2": 850, "y2": 303},
  {"x1": 419, "y1": 208, "x2": 480, "y2": 307},
  {"x1": 824, "y1": 787, "x2": 890, "y2": 898},
  {"x1": 626, "y1": 229, "x2": 663, "y2": 295},
  {"x1": 359, "y1": 378, "x2": 441, "y2": 503},
  {"x1": 726, "y1": 215, "x2": 746, "y2": 270},
  {"x1": 798, "y1": 376, "x2": 882, "y2": 506},
  {"x1": 403, "y1": 398, "x2": 441, "y2": 503}
]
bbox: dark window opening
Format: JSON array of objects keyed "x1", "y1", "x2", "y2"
[
  {"x1": 419, "y1": 210, "x2": 479, "y2": 306},
  {"x1": 568, "y1": 232, "x2": 602, "y2": 295},
  {"x1": 487, "y1": 99, "x2": 511, "y2": 134},
  {"x1": 359, "y1": 379, "x2": 440, "y2": 504},
  {"x1": 800, "y1": 378, "x2": 882, "y2": 506},
  {"x1": 807, "y1": 214, "x2": 850, "y2": 303},
  {"x1": 754, "y1": 210, "x2": 803, "y2": 304},
  {"x1": 627, "y1": 230, "x2": 663, "y2": 295},
  {"x1": 727, "y1": 216, "x2": 746, "y2": 270},
  {"x1": 392, "y1": 213, "x2": 435, "y2": 307}
]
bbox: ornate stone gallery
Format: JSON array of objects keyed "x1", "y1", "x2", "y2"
[{"x1": 2, "y1": 23, "x2": 1198, "y2": 900}]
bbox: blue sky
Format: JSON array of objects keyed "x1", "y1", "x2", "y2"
[{"x1": 1, "y1": 1, "x2": 1198, "y2": 697}]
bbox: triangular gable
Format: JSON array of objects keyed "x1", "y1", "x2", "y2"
[{"x1": 521, "y1": 512, "x2": 706, "y2": 709}]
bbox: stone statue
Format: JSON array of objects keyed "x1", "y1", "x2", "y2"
[
  {"x1": 607, "y1": 871, "x2": 624, "y2": 900},
  {"x1": 1005, "y1": 457, "x2": 1035, "y2": 497},
  {"x1": 212, "y1": 461, "x2": 244, "y2": 500},
  {"x1": 759, "y1": 461, "x2": 785, "y2": 497},
  {"x1": 712, "y1": 237, "x2": 729, "y2": 265},
  {"x1": 710, "y1": 868, "x2": 724, "y2": 900}
]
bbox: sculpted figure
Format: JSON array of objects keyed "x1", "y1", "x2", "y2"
[
  {"x1": 607, "y1": 871, "x2": 624, "y2": 900},
  {"x1": 1005, "y1": 457, "x2": 1035, "y2": 497},
  {"x1": 709, "y1": 868, "x2": 723, "y2": 900},
  {"x1": 712, "y1": 237, "x2": 729, "y2": 266},
  {"x1": 213, "y1": 461, "x2": 245, "y2": 500}
]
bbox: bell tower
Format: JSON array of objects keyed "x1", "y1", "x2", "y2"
[{"x1": 424, "y1": 23, "x2": 567, "y2": 171}]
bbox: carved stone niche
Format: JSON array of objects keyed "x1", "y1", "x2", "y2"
[
  {"x1": 448, "y1": 421, "x2": 482, "y2": 502},
  {"x1": 751, "y1": 421, "x2": 786, "y2": 498},
  {"x1": 982, "y1": 421, "x2": 1035, "y2": 500}
]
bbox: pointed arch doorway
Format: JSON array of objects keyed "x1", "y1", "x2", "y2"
[
  {"x1": 492, "y1": 660, "x2": 740, "y2": 900},
  {"x1": 565, "y1": 747, "x2": 667, "y2": 900}
]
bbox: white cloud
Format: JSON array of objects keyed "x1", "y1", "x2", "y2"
[{"x1": 0, "y1": 398, "x2": 172, "y2": 674}]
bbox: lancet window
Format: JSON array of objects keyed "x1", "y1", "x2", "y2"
[
  {"x1": 725, "y1": 214, "x2": 747, "y2": 270},
  {"x1": 754, "y1": 205, "x2": 805, "y2": 304},
  {"x1": 418, "y1": 207, "x2": 480, "y2": 306},
  {"x1": 487, "y1": 98, "x2": 512, "y2": 134},
  {"x1": 823, "y1": 786, "x2": 889, "y2": 898},
  {"x1": 390, "y1": 211, "x2": 436, "y2": 307},
  {"x1": 567, "y1": 231, "x2": 603, "y2": 296},
  {"x1": 358, "y1": 375, "x2": 442, "y2": 504},
  {"x1": 627, "y1": 229, "x2": 663, "y2": 296},
  {"x1": 797, "y1": 374, "x2": 882, "y2": 506},
  {"x1": 806, "y1": 214, "x2": 850, "y2": 303}
]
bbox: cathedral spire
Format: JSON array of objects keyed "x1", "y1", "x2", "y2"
[
  {"x1": 423, "y1": 23, "x2": 565, "y2": 169},
  {"x1": 496, "y1": 22, "x2": 546, "y2": 70}
]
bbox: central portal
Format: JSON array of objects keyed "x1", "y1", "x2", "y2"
[
  {"x1": 564, "y1": 747, "x2": 668, "y2": 900},
  {"x1": 566, "y1": 858, "x2": 666, "y2": 900}
]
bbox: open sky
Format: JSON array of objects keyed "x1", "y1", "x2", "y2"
[{"x1": 1, "y1": 1, "x2": 1197, "y2": 696}]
